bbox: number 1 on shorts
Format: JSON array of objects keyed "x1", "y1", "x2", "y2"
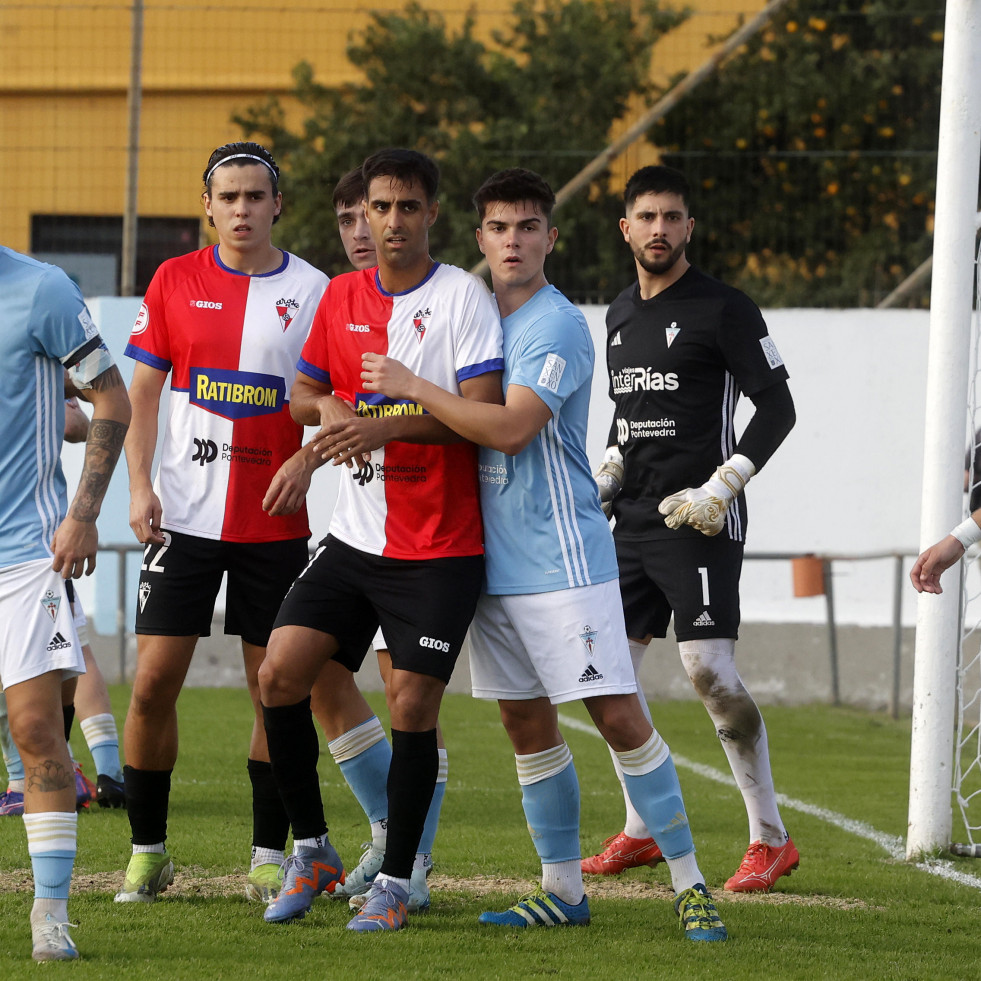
[{"x1": 697, "y1": 566, "x2": 710, "y2": 606}]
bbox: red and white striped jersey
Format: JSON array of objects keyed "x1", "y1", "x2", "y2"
[
  {"x1": 298, "y1": 262, "x2": 503, "y2": 559},
  {"x1": 125, "y1": 246, "x2": 329, "y2": 542}
]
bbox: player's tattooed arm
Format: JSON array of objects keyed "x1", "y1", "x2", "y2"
[
  {"x1": 51, "y1": 366, "x2": 131, "y2": 577},
  {"x1": 69, "y1": 417, "x2": 128, "y2": 522}
]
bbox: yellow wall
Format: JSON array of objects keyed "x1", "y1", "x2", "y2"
[{"x1": 0, "y1": 0, "x2": 764, "y2": 254}]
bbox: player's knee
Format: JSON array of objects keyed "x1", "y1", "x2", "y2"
[{"x1": 9, "y1": 709, "x2": 60, "y2": 759}]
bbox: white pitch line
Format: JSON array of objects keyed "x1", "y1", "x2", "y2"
[{"x1": 557, "y1": 711, "x2": 981, "y2": 892}]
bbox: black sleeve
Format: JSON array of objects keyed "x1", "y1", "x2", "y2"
[
  {"x1": 735, "y1": 380, "x2": 795, "y2": 471},
  {"x1": 606, "y1": 416, "x2": 617, "y2": 450}
]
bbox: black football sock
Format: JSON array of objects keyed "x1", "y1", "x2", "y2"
[
  {"x1": 380, "y1": 728, "x2": 437, "y2": 881},
  {"x1": 261, "y1": 698, "x2": 328, "y2": 842},
  {"x1": 248, "y1": 758, "x2": 290, "y2": 852},
  {"x1": 124, "y1": 765, "x2": 172, "y2": 845}
]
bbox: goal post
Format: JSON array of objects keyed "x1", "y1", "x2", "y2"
[{"x1": 907, "y1": 0, "x2": 981, "y2": 860}]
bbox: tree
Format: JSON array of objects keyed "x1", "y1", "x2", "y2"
[
  {"x1": 651, "y1": 0, "x2": 945, "y2": 307},
  {"x1": 235, "y1": 0, "x2": 685, "y2": 299}
]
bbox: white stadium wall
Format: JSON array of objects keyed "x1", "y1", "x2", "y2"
[{"x1": 63, "y1": 301, "x2": 933, "y2": 633}]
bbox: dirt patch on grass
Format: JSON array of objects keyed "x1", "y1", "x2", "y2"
[{"x1": 0, "y1": 867, "x2": 869, "y2": 910}]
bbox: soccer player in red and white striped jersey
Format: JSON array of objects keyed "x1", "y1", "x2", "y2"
[{"x1": 116, "y1": 142, "x2": 329, "y2": 905}]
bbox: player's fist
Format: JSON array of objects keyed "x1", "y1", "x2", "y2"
[{"x1": 658, "y1": 455, "x2": 755, "y2": 537}]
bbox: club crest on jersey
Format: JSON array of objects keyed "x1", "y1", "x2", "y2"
[
  {"x1": 665, "y1": 322, "x2": 680, "y2": 347},
  {"x1": 40, "y1": 589, "x2": 61, "y2": 622},
  {"x1": 276, "y1": 297, "x2": 299, "y2": 332},
  {"x1": 412, "y1": 307, "x2": 431, "y2": 343},
  {"x1": 579, "y1": 624, "x2": 597, "y2": 656},
  {"x1": 138, "y1": 581, "x2": 151, "y2": 613}
]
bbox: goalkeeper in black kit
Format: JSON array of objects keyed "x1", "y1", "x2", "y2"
[{"x1": 584, "y1": 165, "x2": 799, "y2": 894}]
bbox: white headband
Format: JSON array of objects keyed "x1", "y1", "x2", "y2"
[{"x1": 205, "y1": 153, "x2": 277, "y2": 185}]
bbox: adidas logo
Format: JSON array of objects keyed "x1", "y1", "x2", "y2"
[
  {"x1": 579, "y1": 664, "x2": 605, "y2": 684},
  {"x1": 610, "y1": 332, "x2": 622, "y2": 346},
  {"x1": 693, "y1": 611, "x2": 715, "y2": 627},
  {"x1": 47, "y1": 632, "x2": 72, "y2": 652}
]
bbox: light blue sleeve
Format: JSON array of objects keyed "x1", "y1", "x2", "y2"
[
  {"x1": 30, "y1": 264, "x2": 94, "y2": 363},
  {"x1": 507, "y1": 308, "x2": 594, "y2": 417}
]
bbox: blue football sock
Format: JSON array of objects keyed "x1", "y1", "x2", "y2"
[
  {"x1": 417, "y1": 748, "x2": 447, "y2": 855},
  {"x1": 330, "y1": 717, "x2": 392, "y2": 825},
  {"x1": 516, "y1": 745, "x2": 580, "y2": 864}
]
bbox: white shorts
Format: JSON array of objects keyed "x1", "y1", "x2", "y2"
[
  {"x1": 0, "y1": 559, "x2": 85, "y2": 690},
  {"x1": 72, "y1": 595, "x2": 89, "y2": 647},
  {"x1": 371, "y1": 627, "x2": 388, "y2": 653},
  {"x1": 469, "y1": 580, "x2": 637, "y2": 704}
]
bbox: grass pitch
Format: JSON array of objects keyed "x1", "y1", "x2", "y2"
[{"x1": 1, "y1": 689, "x2": 979, "y2": 979}]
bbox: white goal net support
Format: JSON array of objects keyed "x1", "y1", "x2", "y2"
[
  {"x1": 906, "y1": 0, "x2": 981, "y2": 861},
  {"x1": 953, "y1": 235, "x2": 981, "y2": 857}
]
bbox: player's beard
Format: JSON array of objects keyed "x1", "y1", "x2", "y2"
[{"x1": 634, "y1": 238, "x2": 687, "y2": 276}]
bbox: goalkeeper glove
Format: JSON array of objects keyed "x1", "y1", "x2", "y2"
[
  {"x1": 594, "y1": 446, "x2": 624, "y2": 519},
  {"x1": 658, "y1": 454, "x2": 756, "y2": 536}
]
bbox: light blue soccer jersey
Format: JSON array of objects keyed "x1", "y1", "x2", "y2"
[
  {"x1": 480, "y1": 285, "x2": 619, "y2": 595},
  {"x1": 0, "y1": 247, "x2": 98, "y2": 568}
]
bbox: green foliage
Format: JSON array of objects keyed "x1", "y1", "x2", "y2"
[
  {"x1": 234, "y1": 0, "x2": 686, "y2": 299},
  {"x1": 652, "y1": 0, "x2": 945, "y2": 307}
]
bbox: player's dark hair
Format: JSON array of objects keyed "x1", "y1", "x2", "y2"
[
  {"x1": 472, "y1": 168, "x2": 556, "y2": 223},
  {"x1": 361, "y1": 148, "x2": 439, "y2": 205},
  {"x1": 203, "y1": 142, "x2": 281, "y2": 226},
  {"x1": 332, "y1": 167, "x2": 365, "y2": 210},
  {"x1": 623, "y1": 165, "x2": 690, "y2": 214}
]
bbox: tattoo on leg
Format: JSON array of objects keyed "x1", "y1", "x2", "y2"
[{"x1": 26, "y1": 760, "x2": 73, "y2": 793}]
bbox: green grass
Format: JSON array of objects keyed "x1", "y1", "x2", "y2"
[{"x1": 2, "y1": 689, "x2": 980, "y2": 979}]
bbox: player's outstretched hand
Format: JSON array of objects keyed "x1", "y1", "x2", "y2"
[
  {"x1": 909, "y1": 536, "x2": 965, "y2": 594},
  {"x1": 361, "y1": 352, "x2": 416, "y2": 401}
]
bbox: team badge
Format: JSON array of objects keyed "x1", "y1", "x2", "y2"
[
  {"x1": 276, "y1": 297, "x2": 300, "y2": 332},
  {"x1": 759, "y1": 335, "x2": 785, "y2": 369},
  {"x1": 537, "y1": 353, "x2": 566, "y2": 394},
  {"x1": 78, "y1": 307, "x2": 99, "y2": 339},
  {"x1": 578, "y1": 626, "x2": 605, "y2": 682},
  {"x1": 40, "y1": 589, "x2": 61, "y2": 622},
  {"x1": 665, "y1": 322, "x2": 680, "y2": 347},
  {"x1": 412, "y1": 307, "x2": 431, "y2": 343},
  {"x1": 132, "y1": 302, "x2": 150, "y2": 336},
  {"x1": 138, "y1": 581, "x2": 152, "y2": 613}
]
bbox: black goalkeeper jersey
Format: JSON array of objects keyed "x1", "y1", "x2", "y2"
[{"x1": 605, "y1": 265, "x2": 789, "y2": 543}]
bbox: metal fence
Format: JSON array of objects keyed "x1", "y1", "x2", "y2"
[
  {"x1": 0, "y1": 2, "x2": 945, "y2": 307},
  {"x1": 96, "y1": 542, "x2": 916, "y2": 717}
]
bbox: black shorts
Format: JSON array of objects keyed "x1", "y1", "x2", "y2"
[
  {"x1": 615, "y1": 534, "x2": 743, "y2": 643},
  {"x1": 273, "y1": 535, "x2": 483, "y2": 684},
  {"x1": 135, "y1": 530, "x2": 310, "y2": 647}
]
